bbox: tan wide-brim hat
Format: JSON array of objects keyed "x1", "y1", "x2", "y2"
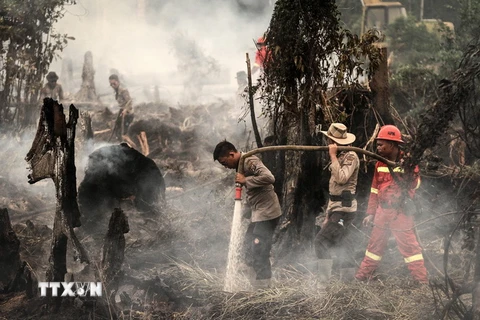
[{"x1": 321, "y1": 123, "x2": 356, "y2": 145}]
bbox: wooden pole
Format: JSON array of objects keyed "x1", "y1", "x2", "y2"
[{"x1": 246, "y1": 53, "x2": 263, "y2": 148}]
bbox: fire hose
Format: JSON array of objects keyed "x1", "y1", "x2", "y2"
[
  {"x1": 237, "y1": 145, "x2": 396, "y2": 178},
  {"x1": 225, "y1": 145, "x2": 398, "y2": 291},
  {"x1": 234, "y1": 145, "x2": 397, "y2": 202}
]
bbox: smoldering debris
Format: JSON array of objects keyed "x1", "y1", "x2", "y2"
[
  {"x1": 78, "y1": 143, "x2": 166, "y2": 231},
  {"x1": 3, "y1": 48, "x2": 477, "y2": 319}
]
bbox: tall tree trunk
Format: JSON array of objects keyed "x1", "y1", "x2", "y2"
[
  {"x1": 369, "y1": 47, "x2": 394, "y2": 125},
  {"x1": 0, "y1": 41, "x2": 16, "y2": 123},
  {"x1": 472, "y1": 221, "x2": 480, "y2": 318},
  {"x1": 275, "y1": 84, "x2": 326, "y2": 259}
]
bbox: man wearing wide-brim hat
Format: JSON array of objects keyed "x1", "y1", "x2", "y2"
[{"x1": 314, "y1": 123, "x2": 359, "y2": 269}]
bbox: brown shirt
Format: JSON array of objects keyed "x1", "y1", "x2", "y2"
[
  {"x1": 115, "y1": 85, "x2": 133, "y2": 113},
  {"x1": 243, "y1": 154, "x2": 282, "y2": 222},
  {"x1": 326, "y1": 150, "x2": 359, "y2": 213}
]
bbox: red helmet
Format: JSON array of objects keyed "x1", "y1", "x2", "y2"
[{"x1": 376, "y1": 125, "x2": 404, "y2": 143}]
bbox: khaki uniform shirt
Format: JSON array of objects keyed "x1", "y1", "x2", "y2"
[
  {"x1": 115, "y1": 86, "x2": 133, "y2": 113},
  {"x1": 243, "y1": 154, "x2": 282, "y2": 222},
  {"x1": 326, "y1": 150, "x2": 359, "y2": 213}
]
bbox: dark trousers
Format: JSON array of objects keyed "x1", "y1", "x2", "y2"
[
  {"x1": 314, "y1": 211, "x2": 355, "y2": 267},
  {"x1": 114, "y1": 110, "x2": 134, "y2": 139},
  {"x1": 244, "y1": 217, "x2": 280, "y2": 280}
]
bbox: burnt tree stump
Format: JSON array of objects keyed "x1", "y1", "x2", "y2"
[
  {"x1": 75, "y1": 51, "x2": 98, "y2": 102},
  {"x1": 25, "y1": 98, "x2": 89, "y2": 286},
  {"x1": 102, "y1": 208, "x2": 129, "y2": 299},
  {"x1": 0, "y1": 208, "x2": 21, "y2": 289},
  {"x1": 7, "y1": 261, "x2": 39, "y2": 298}
]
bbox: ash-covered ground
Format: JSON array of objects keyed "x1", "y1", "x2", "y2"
[{"x1": 0, "y1": 96, "x2": 473, "y2": 320}]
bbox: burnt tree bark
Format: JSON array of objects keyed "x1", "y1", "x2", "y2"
[
  {"x1": 0, "y1": 208, "x2": 21, "y2": 289},
  {"x1": 102, "y1": 208, "x2": 129, "y2": 299},
  {"x1": 473, "y1": 225, "x2": 480, "y2": 319},
  {"x1": 75, "y1": 51, "x2": 98, "y2": 102},
  {"x1": 369, "y1": 47, "x2": 395, "y2": 125},
  {"x1": 25, "y1": 98, "x2": 89, "y2": 285},
  {"x1": 246, "y1": 52, "x2": 263, "y2": 148},
  {"x1": 7, "y1": 261, "x2": 39, "y2": 299},
  {"x1": 258, "y1": 0, "x2": 382, "y2": 263}
]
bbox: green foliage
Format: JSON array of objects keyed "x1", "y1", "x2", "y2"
[
  {"x1": 0, "y1": 0, "x2": 75, "y2": 123},
  {"x1": 385, "y1": 16, "x2": 461, "y2": 115},
  {"x1": 260, "y1": 0, "x2": 381, "y2": 128},
  {"x1": 390, "y1": 65, "x2": 440, "y2": 115},
  {"x1": 386, "y1": 17, "x2": 454, "y2": 67},
  {"x1": 455, "y1": 0, "x2": 480, "y2": 47},
  {"x1": 336, "y1": 0, "x2": 363, "y2": 34}
]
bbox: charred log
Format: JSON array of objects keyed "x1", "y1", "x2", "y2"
[
  {"x1": 126, "y1": 118, "x2": 195, "y2": 153},
  {"x1": 102, "y1": 208, "x2": 129, "y2": 299},
  {"x1": 0, "y1": 208, "x2": 21, "y2": 289}
]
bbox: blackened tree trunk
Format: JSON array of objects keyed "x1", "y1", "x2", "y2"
[
  {"x1": 472, "y1": 226, "x2": 480, "y2": 318},
  {"x1": 25, "y1": 98, "x2": 89, "y2": 287},
  {"x1": 0, "y1": 208, "x2": 21, "y2": 288},
  {"x1": 259, "y1": 0, "x2": 381, "y2": 260},
  {"x1": 102, "y1": 208, "x2": 129, "y2": 299}
]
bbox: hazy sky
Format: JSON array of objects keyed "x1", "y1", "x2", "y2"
[{"x1": 51, "y1": 0, "x2": 274, "y2": 102}]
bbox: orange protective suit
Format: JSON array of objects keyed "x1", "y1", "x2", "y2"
[{"x1": 355, "y1": 159, "x2": 428, "y2": 283}]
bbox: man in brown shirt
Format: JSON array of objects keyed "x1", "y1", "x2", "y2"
[
  {"x1": 109, "y1": 74, "x2": 134, "y2": 140},
  {"x1": 214, "y1": 140, "x2": 281, "y2": 288},
  {"x1": 315, "y1": 123, "x2": 359, "y2": 268}
]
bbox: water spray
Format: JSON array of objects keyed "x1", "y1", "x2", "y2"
[
  {"x1": 223, "y1": 145, "x2": 395, "y2": 292},
  {"x1": 223, "y1": 182, "x2": 247, "y2": 292}
]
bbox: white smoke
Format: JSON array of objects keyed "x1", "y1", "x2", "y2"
[{"x1": 51, "y1": 0, "x2": 274, "y2": 105}]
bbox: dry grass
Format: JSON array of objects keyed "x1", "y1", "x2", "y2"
[{"x1": 162, "y1": 260, "x2": 437, "y2": 320}]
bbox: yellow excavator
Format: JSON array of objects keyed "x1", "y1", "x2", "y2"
[
  {"x1": 360, "y1": 0, "x2": 406, "y2": 35},
  {"x1": 360, "y1": 0, "x2": 454, "y2": 36}
]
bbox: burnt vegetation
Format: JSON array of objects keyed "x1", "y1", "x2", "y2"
[{"x1": 1, "y1": 0, "x2": 480, "y2": 319}]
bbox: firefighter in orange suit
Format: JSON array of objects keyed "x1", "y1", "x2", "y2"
[
  {"x1": 355, "y1": 125, "x2": 428, "y2": 283},
  {"x1": 252, "y1": 36, "x2": 268, "y2": 74}
]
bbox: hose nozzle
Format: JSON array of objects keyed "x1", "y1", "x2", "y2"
[{"x1": 235, "y1": 183, "x2": 242, "y2": 200}]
